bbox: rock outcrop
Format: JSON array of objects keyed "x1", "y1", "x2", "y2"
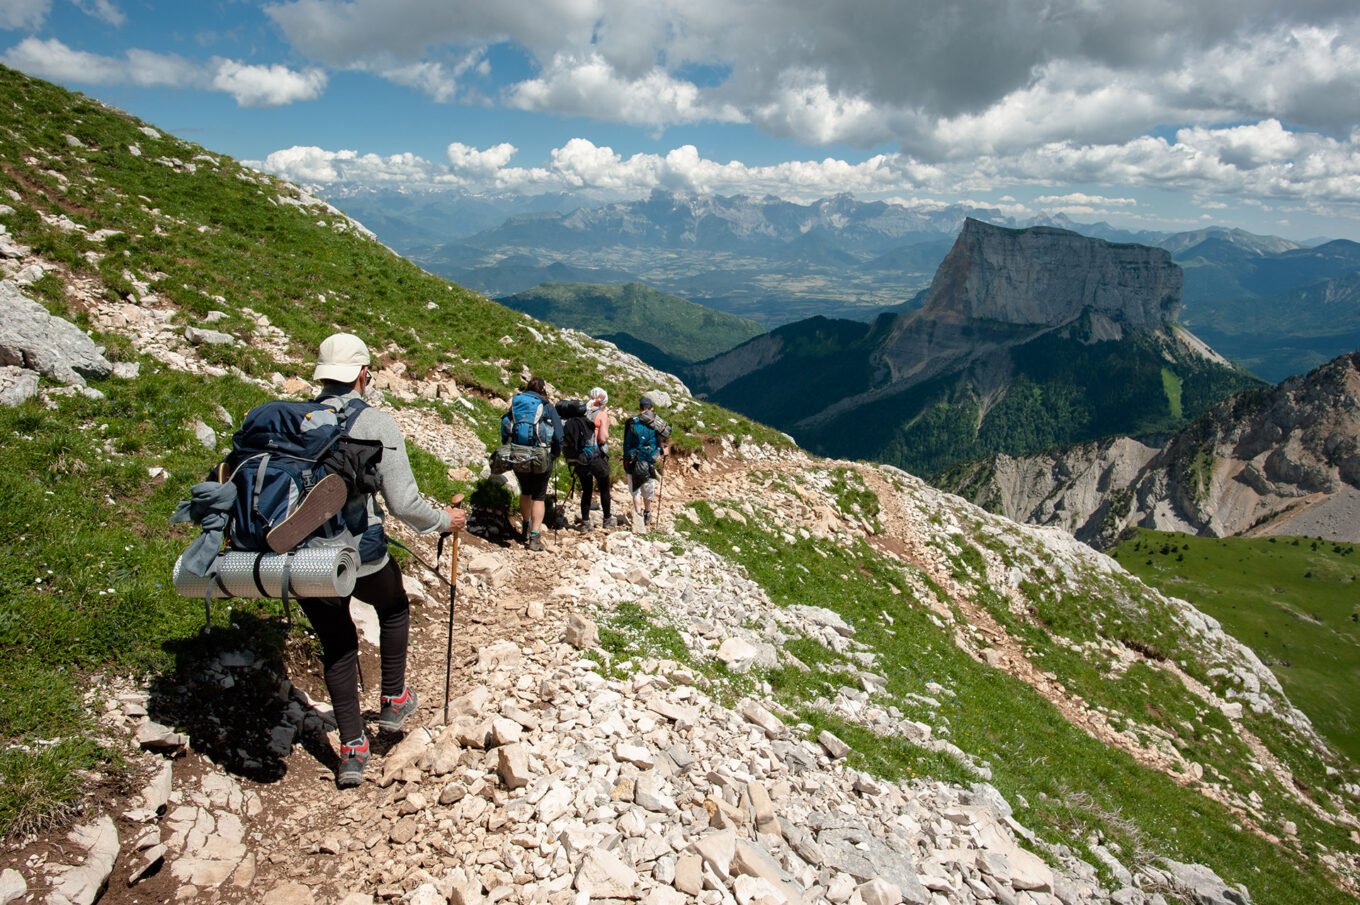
[
  {"x1": 943, "y1": 350, "x2": 1360, "y2": 544},
  {"x1": 0, "y1": 279, "x2": 112, "y2": 393},
  {"x1": 872, "y1": 219, "x2": 1188, "y2": 387},
  {"x1": 923, "y1": 220, "x2": 1182, "y2": 329}
]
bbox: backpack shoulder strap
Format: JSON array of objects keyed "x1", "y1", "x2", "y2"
[{"x1": 337, "y1": 397, "x2": 368, "y2": 433}]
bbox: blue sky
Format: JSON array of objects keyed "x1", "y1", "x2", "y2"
[{"x1": 4, "y1": 0, "x2": 1360, "y2": 241}]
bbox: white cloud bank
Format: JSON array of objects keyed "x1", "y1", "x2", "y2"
[
  {"x1": 1, "y1": 38, "x2": 326, "y2": 107},
  {"x1": 252, "y1": 121, "x2": 1360, "y2": 218}
]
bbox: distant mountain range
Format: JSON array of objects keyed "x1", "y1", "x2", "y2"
[
  {"x1": 685, "y1": 219, "x2": 1262, "y2": 476},
  {"x1": 325, "y1": 187, "x2": 1360, "y2": 382},
  {"x1": 496, "y1": 282, "x2": 764, "y2": 374},
  {"x1": 1171, "y1": 234, "x2": 1360, "y2": 381}
]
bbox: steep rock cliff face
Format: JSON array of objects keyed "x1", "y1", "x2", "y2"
[
  {"x1": 944, "y1": 350, "x2": 1360, "y2": 545},
  {"x1": 873, "y1": 219, "x2": 1186, "y2": 385},
  {"x1": 942, "y1": 221, "x2": 1183, "y2": 327}
]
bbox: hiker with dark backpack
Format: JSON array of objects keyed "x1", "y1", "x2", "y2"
[
  {"x1": 622, "y1": 395, "x2": 672, "y2": 531},
  {"x1": 560, "y1": 387, "x2": 615, "y2": 531},
  {"x1": 500, "y1": 376, "x2": 562, "y2": 552},
  {"x1": 287, "y1": 333, "x2": 463, "y2": 787}
]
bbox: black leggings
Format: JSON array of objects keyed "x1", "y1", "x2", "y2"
[
  {"x1": 576, "y1": 456, "x2": 611, "y2": 521},
  {"x1": 299, "y1": 557, "x2": 409, "y2": 743}
]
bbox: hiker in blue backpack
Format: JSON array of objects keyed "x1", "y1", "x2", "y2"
[
  {"x1": 302, "y1": 333, "x2": 465, "y2": 787},
  {"x1": 502, "y1": 376, "x2": 562, "y2": 551},
  {"x1": 622, "y1": 396, "x2": 672, "y2": 530}
]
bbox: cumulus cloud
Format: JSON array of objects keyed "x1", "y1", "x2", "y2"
[
  {"x1": 262, "y1": 0, "x2": 1360, "y2": 155},
  {"x1": 3, "y1": 38, "x2": 195, "y2": 86},
  {"x1": 508, "y1": 53, "x2": 744, "y2": 126},
  {"x1": 253, "y1": 146, "x2": 437, "y2": 185},
  {"x1": 447, "y1": 142, "x2": 517, "y2": 177},
  {"x1": 72, "y1": 0, "x2": 125, "y2": 27},
  {"x1": 1, "y1": 38, "x2": 326, "y2": 107},
  {"x1": 378, "y1": 61, "x2": 458, "y2": 103},
  {"x1": 0, "y1": 0, "x2": 49, "y2": 30},
  {"x1": 210, "y1": 60, "x2": 327, "y2": 107},
  {"x1": 1034, "y1": 193, "x2": 1138, "y2": 207}
]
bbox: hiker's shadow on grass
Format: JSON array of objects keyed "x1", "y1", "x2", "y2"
[{"x1": 146, "y1": 611, "x2": 298, "y2": 784}]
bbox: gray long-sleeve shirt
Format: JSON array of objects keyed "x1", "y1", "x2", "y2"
[{"x1": 320, "y1": 384, "x2": 450, "y2": 575}]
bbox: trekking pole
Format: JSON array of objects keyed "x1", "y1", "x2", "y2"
[
  {"x1": 656, "y1": 468, "x2": 665, "y2": 531},
  {"x1": 566, "y1": 467, "x2": 579, "y2": 530},
  {"x1": 439, "y1": 494, "x2": 465, "y2": 726}
]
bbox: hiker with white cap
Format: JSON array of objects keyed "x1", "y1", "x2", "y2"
[{"x1": 303, "y1": 332, "x2": 466, "y2": 787}]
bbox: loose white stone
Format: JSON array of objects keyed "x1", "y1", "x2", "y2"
[
  {"x1": 574, "y1": 847, "x2": 640, "y2": 899},
  {"x1": 49, "y1": 816, "x2": 120, "y2": 905},
  {"x1": 818, "y1": 730, "x2": 850, "y2": 759},
  {"x1": 0, "y1": 868, "x2": 26, "y2": 904},
  {"x1": 498, "y1": 743, "x2": 532, "y2": 790}
]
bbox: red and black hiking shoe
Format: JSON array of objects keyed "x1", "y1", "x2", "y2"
[
  {"x1": 378, "y1": 687, "x2": 418, "y2": 732},
  {"x1": 337, "y1": 735, "x2": 369, "y2": 788}
]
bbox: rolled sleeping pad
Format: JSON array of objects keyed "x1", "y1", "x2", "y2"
[{"x1": 173, "y1": 546, "x2": 359, "y2": 600}]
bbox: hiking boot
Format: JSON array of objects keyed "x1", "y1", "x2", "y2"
[
  {"x1": 378, "y1": 687, "x2": 418, "y2": 732},
  {"x1": 266, "y1": 472, "x2": 348, "y2": 553},
  {"x1": 643, "y1": 510, "x2": 652, "y2": 527},
  {"x1": 527, "y1": 531, "x2": 545, "y2": 552},
  {"x1": 602, "y1": 515, "x2": 617, "y2": 528},
  {"x1": 337, "y1": 735, "x2": 369, "y2": 788}
]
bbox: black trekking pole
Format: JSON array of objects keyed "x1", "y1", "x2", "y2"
[
  {"x1": 566, "y1": 467, "x2": 579, "y2": 530},
  {"x1": 438, "y1": 494, "x2": 465, "y2": 725}
]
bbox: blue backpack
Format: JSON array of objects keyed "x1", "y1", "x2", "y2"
[
  {"x1": 503, "y1": 391, "x2": 552, "y2": 447},
  {"x1": 623, "y1": 412, "x2": 670, "y2": 473},
  {"x1": 226, "y1": 398, "x2": 381, "y2": 556}
]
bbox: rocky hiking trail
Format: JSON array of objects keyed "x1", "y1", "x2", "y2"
[{"x1": 4, "y1": 439, "x2": 1344, "y2": 905}]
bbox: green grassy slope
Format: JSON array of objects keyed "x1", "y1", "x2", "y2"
[
  {"x1": 1111, "y1": 529, "x2": 1360, "y2": 764},
  {"x1": 0, "y1": 63, "x2": 787, "y2": 832},
  {"x1": 498, "y1": 281, "x2": 765, "y2": 364}
]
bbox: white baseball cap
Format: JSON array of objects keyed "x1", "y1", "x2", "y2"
[{"x1": 313, "y1": 332, "x2": 371, "y2": 383}]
